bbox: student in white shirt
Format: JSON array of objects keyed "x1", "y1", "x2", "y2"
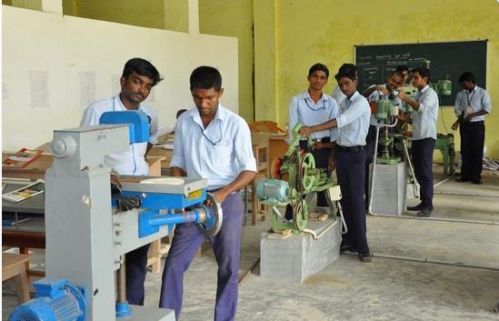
[
  {"x1": 452, "y1": 72, "x2": 492, "y2": 185},
  {"x1": 362, "y1": 71, "x2": 405, "y2": 209},
  {"x1": 80, "y1": 57, "x2": 163, "y2": 305},
  {"x1": 398, "y1": 67, "x2": 439, "y2": 217},
  {"x1": 300, "y1": 64, "x2": 372, "y2": 262},
  {"x1": 288, "y1": 63, "x2": 339, "y2": 207},
  {"x1": 159, "y1": 66, "x2": 256, "y2": 321}
]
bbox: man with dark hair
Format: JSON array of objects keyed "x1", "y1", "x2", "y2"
[
  {"x1": 299, "y1": 63, "x2": 371, "y2": 262},
  {"x1": 159, "y1": 66, "x2": 256, "y2": 321},
  {"x1": 398, "y1": 67, "x2": 439, "y2": 217},
  {"x1": 80, "y1": 57, "x2": 163, "y2": 305},
  {"x1": 452, "y1": 72, "x2": 492, "y2": 184},
  {"x1": 395, "y1": 65, "x2": 410, "y2": 85},
  {"x1": 288, "y1": 63, "x2": 339, "y2": 208},
  {"x1": 362, "y1": 71, "x2": 405, "y2": 210},
  {"x1": 331, "y1": 63, "x2": 357, "y2": 104}
]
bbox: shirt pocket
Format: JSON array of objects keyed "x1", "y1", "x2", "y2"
[{"x1": 209, "y1": 140, "x2": 232, "y2": 171}]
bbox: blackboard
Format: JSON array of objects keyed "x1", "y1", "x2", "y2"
[{"x1": 355, "y1": 40, "x2": 487, "y2": 106}]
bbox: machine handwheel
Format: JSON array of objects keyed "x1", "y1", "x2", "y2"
[
  {"x1": 300, "y1": 153, "x2": 316, "y2": 191},
  {"x1": 198, "y1": 193, "x2": 224, "y2": 237}
]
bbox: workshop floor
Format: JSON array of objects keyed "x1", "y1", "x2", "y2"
[{"x1": 3, "y1": 165, "x2": 499, "y2": 321}]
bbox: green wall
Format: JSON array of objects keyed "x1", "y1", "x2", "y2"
[
  {"x1": 62, "y1": 0, "x2": 165, "y2": 29},
  {"x1": 6, "y1": 0, "x2": 498, "y2": 157},
  {"x1": 199, "y1": 0, "x2": 255, "y2": 121},
  {"x1": 255, "y1": 0, "x2": 499, "y2": 158}
]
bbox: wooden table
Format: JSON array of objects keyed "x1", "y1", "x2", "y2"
[{"x1": 2, "y1": 253, "x2": 31, "y2": 303}]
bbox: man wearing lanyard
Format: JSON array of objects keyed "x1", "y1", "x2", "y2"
[
  {"x1": 288, "y1": 63, "x2": 339, "y2": 208},
  {"x1": 452, "y1": 72, "x2": 492, "y2": 185},
  {"x1": 398, "y1": 67, "x2": 439, "y2": 217},
  {"x1": 299, "y1": 64, "x2": 372, "y2": 262},
  {"x1": 80, "y1": 57, "x2": 163, "y2": 304},
  {"x1": 159, "y1": 66, "x2": 256, "y2": 321}
]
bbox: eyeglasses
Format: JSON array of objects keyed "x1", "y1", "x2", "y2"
[{"x1": 200, "y1": 121, "x2": 223, "y2": 146}]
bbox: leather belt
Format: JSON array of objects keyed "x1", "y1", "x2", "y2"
[{"x1": 337, "y1": 145, "x2": 364, "y2": 152}]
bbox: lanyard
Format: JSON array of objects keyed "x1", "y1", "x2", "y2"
[
  {"x1": 466, "y1": 90, "x2": 475, "y2": 106},
  {"x1": 200, "y1": 121, "x2": 222, "y2": 146},
  {"x1": 304, "y1": 97, "x2": 326, "y2": 111}
]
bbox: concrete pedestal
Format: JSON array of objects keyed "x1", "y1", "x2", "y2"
[
  {"x1": 260, "y1": 217, "x2": 341, "y2": 283},
  {"x1": 130, "y1": 305, "x2": 175, "y2": 321},
  {"x1": 370, "y1": 162, "x2": 407, "y2": 215}
]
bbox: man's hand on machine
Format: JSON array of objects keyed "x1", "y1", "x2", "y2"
[
  {"x1": 206, "y1": 190, "x2": 228, "y2": 206},
  {"x1": 110, "y1": 174, "x2": 141, "y2": 211},
  {"x1": 116, "y1": 195, "x2": 141, "y2": 211},
  {"x1": 299, "y1": 126, "x2": 312, "y2": 137}
]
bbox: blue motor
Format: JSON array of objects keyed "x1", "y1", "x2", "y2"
[
  {"x1": 256, "y1": 179, "x2": 289, "y2": 204},
  {"x1": 9, "y1": 278, "x2": 87, "y2": 321}
]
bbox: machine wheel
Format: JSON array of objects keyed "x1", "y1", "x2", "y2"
[
  {"x1": 198, "y1": 193, "x2": 224, "y2": 237},
  {"x1": 300, "y1": 153, "x2": 316, "y2": 191}
]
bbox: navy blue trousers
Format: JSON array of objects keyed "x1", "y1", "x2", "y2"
[
  {"x1": 336, "y1": 147, "x2": 369, "y2": 254},
  {"x1": 364, "y1": 125, "x2": 378, "y2": 209},
  {"x1": 126, "y1": 244, "x2": 150, "y2": 305},
  {"x1": 411, "y1": 138, "x2": 435, "y2": 209},
  {"x1": 299, "y1": 138, "x2": 331, "y2": 207},
  {"x1": 459, "y1": 121, "x2": 484, "y2": 183},
  {"x1": 159, "y1": 192, "x2": 244, "y2": 321}
]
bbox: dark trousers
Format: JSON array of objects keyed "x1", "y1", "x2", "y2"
[
  {"x1": 364, "y1": 125, "x2": 378, "y2": 209},
  {"x1": 159, "y1": 192, "x2": 244, "y2": 321},
  {"x1": 299, "y1": 138, "x2": 331, "y2": 207},
  {"x1": 459, "y1": 121, "x2": 485, "y2": 182},
  {"x1": 126, "y1": 244, "x2": 150, "y2": 305},
  {"x1": 336, "y1": 147, "x2": 369, "y2": 254},
  {"x1": 411, "y1": 138, "x2": 435, "y2": 209}
]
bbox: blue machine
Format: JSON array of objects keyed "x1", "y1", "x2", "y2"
[
  {"x1": 8, "y1": 111, "x2": 219, "y2": 321},
  {"x1": 99, "y1": 110, "x2": 150, "y2": 144},
  {"x1": 9, "y1": 278, "x2": 87, "y2": 321}
]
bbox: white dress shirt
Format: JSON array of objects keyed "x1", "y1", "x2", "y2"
[
  {"x1": 336, "y1": 91, "x2": 371, "y2": 147},
  {"x1": 454, "y1": 86, "x2": 492, "y2": 122},
  {"x1": 411, "y1": 85, "x2": 439, "y2": 141},
  {"x1": 288, "y1": 91, "x2": 339, "y2": 142},
  {"x1": 80, "y1": 94, "x2": 159, "y2": 176},
  {"x1": 171, "y1": 104, "x2": 257, "y2": 190}
]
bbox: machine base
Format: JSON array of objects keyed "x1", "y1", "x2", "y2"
[
  {"x1": 370, "y1": 162, "x2": 407, "y2": 215},
  {"x1": 260, "y1": 217, "x2": 341, "y2": 283},
  {"x1": 129, "y1": 305, "x2": 176, "y2": 321}
]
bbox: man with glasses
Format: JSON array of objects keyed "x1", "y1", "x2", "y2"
[{"x1": 159, "y1": 66, "x2": 257, "y2": 321}]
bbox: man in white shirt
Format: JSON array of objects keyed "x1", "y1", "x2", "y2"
[
  {"x1": 362, "y1": 71, "x2": 405, "y2": 209},
  {"x1": 331, "y1": 63, "x2": 357, "y2": 105},
  {"x1": 80, "y1": 57, "x2": 163, "y2": 305},
  {"x1": 288, "y1": 63, "x2": 339, "y2": 207},
  {"x1": 299, "y1": 64, "x2": 372, "y2": 262},
  {"x1": 398, "y1": 67, "x2": 439, "y2": 217},
  {"x1": 159, "y1": 66, "x2": 256, "y2": 321},
  {"x1": 452, "y1": 72, "x2": 492, "y2": 185}
]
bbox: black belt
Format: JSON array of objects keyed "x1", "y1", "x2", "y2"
[
  {"x1": 337, "y1": 145, "x2": 364, "y2": 152},
  {"x1": 299, "y1": 137, "x2": 330, "y2": 143}
]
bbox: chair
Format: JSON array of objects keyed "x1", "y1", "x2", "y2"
[{"x1": 249, "y1": 121, "x2": 286, "y2": 134}]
